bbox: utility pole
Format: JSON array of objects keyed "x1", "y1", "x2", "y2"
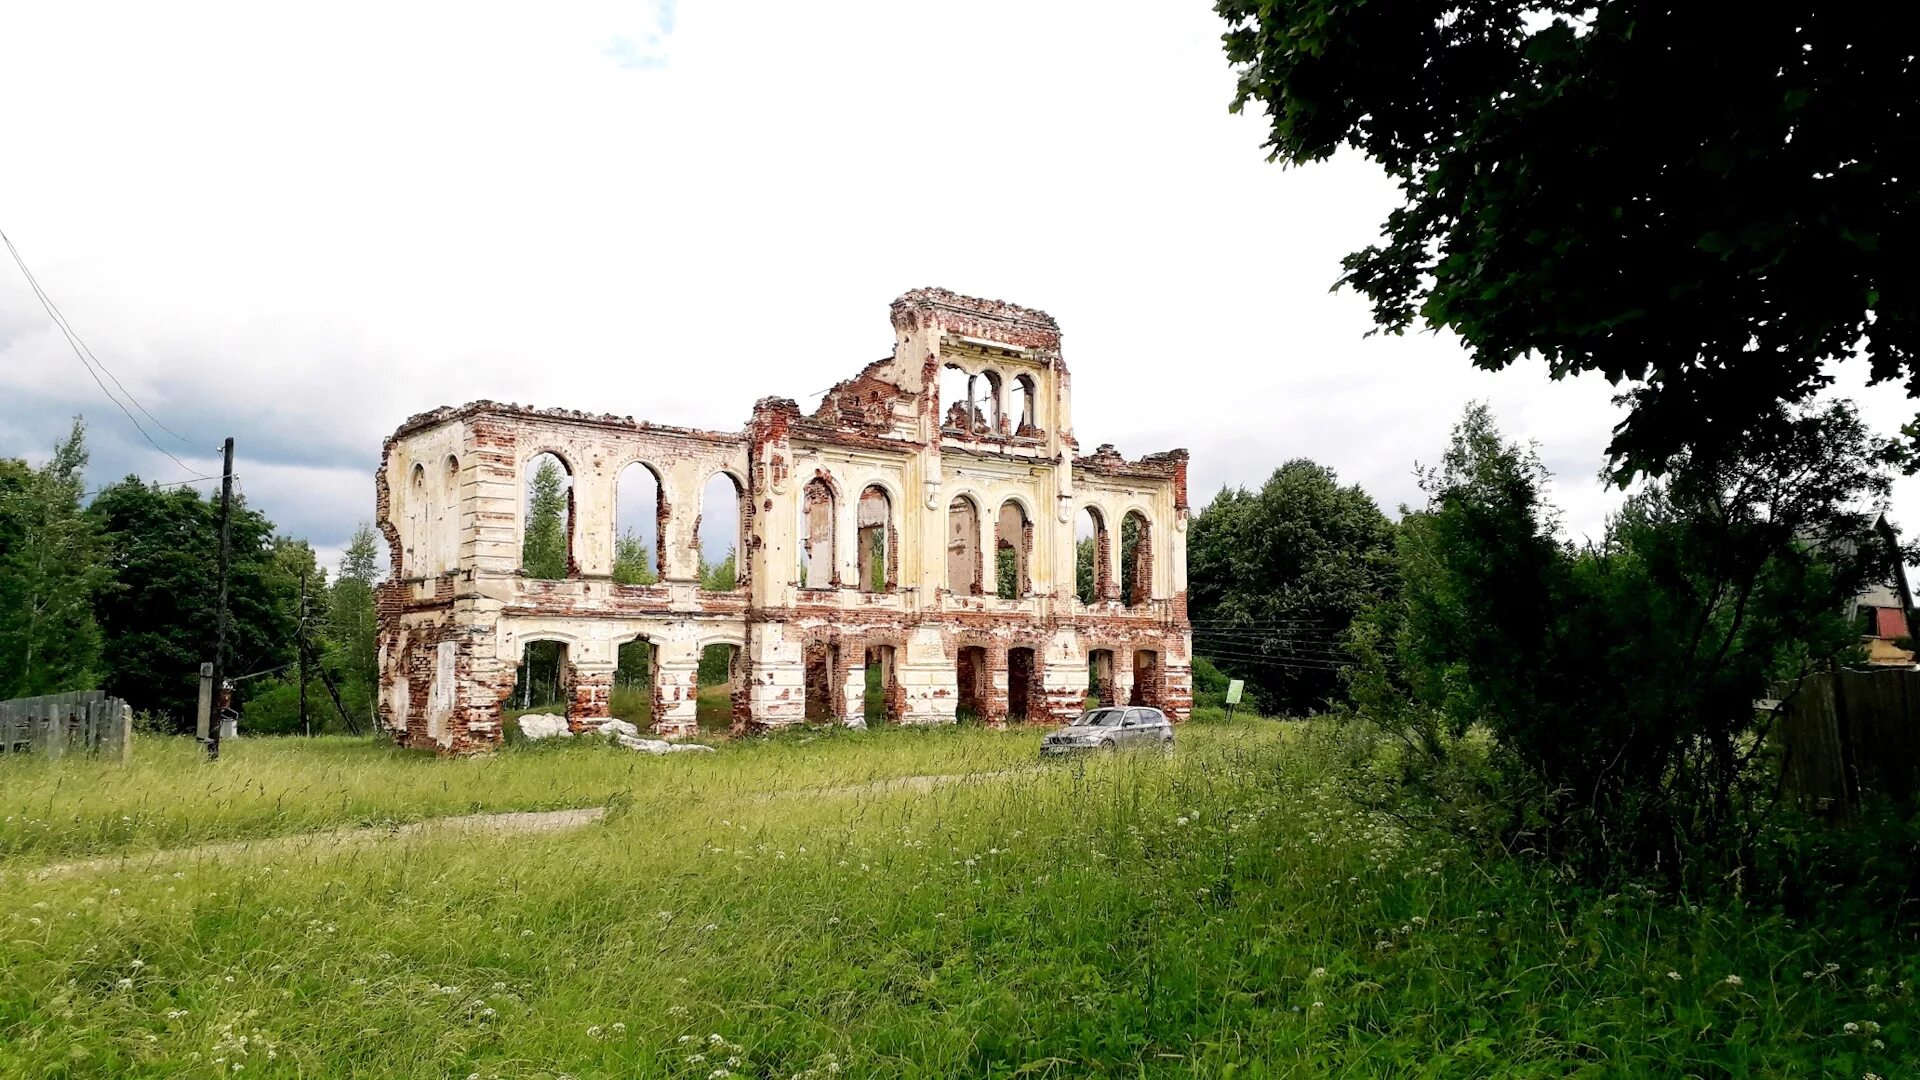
[
  {"x1": 298, "y1": 567, "x2": 310, "y2": 737},
  {"x1": 206, "y1": 437, "x2": 234, "y2": 762}
]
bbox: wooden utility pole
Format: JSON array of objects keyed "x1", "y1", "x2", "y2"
[
  {"x1": 206, "y1": 437, "x2": 234, "y2": 762},
  {"x1": 298, "y1": 567, "x2": 310, "y2": 737}
]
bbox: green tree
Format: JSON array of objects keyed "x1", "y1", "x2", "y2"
[
  {"x1": 700, "y1": 548, "x2": 737, "y2": 592},
  {"x1": 0, "y1": 418, "x2": 113, "y2": 698},
  {"x1": 612, "y1": 528, "x2": 657, "y2": 585},
  {"x1": 1187, "y1": 459, "x2": 1398, "y2": 713},
  {"x1": 1217, "y1": 2, "x2": 1919, "y2": 478},
  {"x1": 88, "y1": 478, "x2": 299, "y2": 728},
  {"x1": 522, "y1": 458, "x2": 568, "y2": 580},
  {"x1": 323, "y1": 523, "x2": 381, "y2": 727},
  {"x1": 1361, "y1": 402, "x2": 1888, "y2": 881},
  {"x1": 1075, "y1": 537, "x2": 1097, "y2": 605}
]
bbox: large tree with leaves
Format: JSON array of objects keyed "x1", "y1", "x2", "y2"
[
  {"x1": 1357, "y1": 401, "x2": 1890, "y2": 881},
  {"x1": 88, "y1": 479, "x2": 298, "y2": 727},
  {"x1": 1187, "y1": 459, "x2": 1398, "y2": 713},
  {"x1": 0, "y1": 419, "x2": 113, "y2": 698},
  {"x1": 1218, "y1": 2, "x2": 1919, "y2": 478},
  {"x1": 522, "y1": 458, "x2": 569, "y2": 580}
]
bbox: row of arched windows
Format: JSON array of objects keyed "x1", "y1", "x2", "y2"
[
  {"x1": 520, "y1": 452, "x2": 743, "y2": 588},
  {"x1": 796, "y1": 477, "x2": 1154, "y2": 605},
  {"x1": 403, "y1": 454, "x2": 461, "y2": 576},
  {"x1": 939, "y1": 364, "x2": 1040, "y2": 438}
]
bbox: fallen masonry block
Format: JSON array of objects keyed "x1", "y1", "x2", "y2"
[
  {"x1": 518, "y1": 714, "x2": 571, "y2": 741},
  {"x1": 615, "y1": 734, "x2": 717, "y2": 755}
]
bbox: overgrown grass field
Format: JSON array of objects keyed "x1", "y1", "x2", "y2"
[{"x1": 0, "y1": 721, "x2": 1909, "y2": 1077}]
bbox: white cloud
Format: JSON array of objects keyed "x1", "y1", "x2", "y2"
[{"x1": 2, "y1": 0, "x2": 1915, "y2": 566}]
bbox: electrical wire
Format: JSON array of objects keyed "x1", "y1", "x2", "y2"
[
  {"x1": 2, "y1": 227, "x2": 204, "y2": 475},
  {"x1": 80, "y1": 473, "x2": 223, "y2": 500}
]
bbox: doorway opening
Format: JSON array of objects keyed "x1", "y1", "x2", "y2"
[
  {"x1": 1007, "y1": 646, "x2": 1038, "y2": 722},
  {"x1": 804, "y1": 640, "x2": 841, "y2": 722},
  {"x1": 863, "y1": 644, "x2": 899, "y2": 724},
  {"x1": 1087, "y1": 648, "x2": 1115, "y2": 709},
  {"x1": 697, "y1": 643, "x2": 743, "y2": 732},
  {"x1": 955, "y1": 645, "x2": 989, "y2": 723},
  {"x1": 612, "y1": 637, "x2": 654, "y2": 726}
]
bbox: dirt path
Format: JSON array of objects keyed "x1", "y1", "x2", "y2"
[
  {"x1": 767, "y1": 768, "x2": 1031, "y2": 801},
  {"x1": 16, "y1": 806, "x2": 608, "y2": 883},
  {"x1": 12, "y1": 767, "x2": 1040, "y2": 884}
]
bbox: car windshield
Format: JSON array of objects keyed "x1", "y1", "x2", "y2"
[{"x1": 1079, "y1": 709, "x2": 1126, "y2": 728}]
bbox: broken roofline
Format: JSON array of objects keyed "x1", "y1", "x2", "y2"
[
  {"x1": 385, "y1": 287, "x2": 1179, "y2": 465},
  {"x1": 385, "y1": 399, "x2": 746, "y2": 447}
]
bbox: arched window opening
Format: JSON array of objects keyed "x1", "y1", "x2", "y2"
[
  {"x1": 801, "y1": 477, "x2": 837, "y2": 589},
  {"x1": 441, "y1": 455, "x2": 461, "y2": 573},
  {"x1": 405, "y1": 463, "x2": 427, "y2": 576},
  {"x1": 940, "y1": 364, "x2": 975, "y2": 433},
  {"x1": 614, "y1": 462, "x2": 663, "y2": 585},
  {"x1": 864, "y1": 644, "x2": 900, "y2": 724},
  {"x1": 1087, "y1": 648, "x2": 1115, "y2": 708},
  {"x1": 978, "y1": 371, "x2": 1003, "y2": 434},
  {"x1": 613, "y1": 637, "x2": 654, "y2": 727},
  {"x1": 947, "y1": 495, "x2": 982, "y2": 595},
  {"x1": 698, "y1": 473, "x2": 742, "y2": 590},
  {"x1": 1075, "y1": 506, "x2": 1110, "y2": 604},
  {"x1": 857, "y1": 485, "x2": 894, "y2": 592},
  {"x1": 696, "y1": 643, "x2": 744, "y2": 733},
  {"x1": 995, "y1": 499, "x2": 1031, "y2": 599},
  {"x1": 1120, "y1": 510, "x2": 1152, "y2": 607},
  {"x1": 509, "y1": 640, "x2": 569, "y2": 734},
  {"x1": 522, "y1": 453, "x2": 573, "y2": 580},
  {"x1": 955, "y1": 645, "x2": 989, "y2": 722},
  {"x1": 1010, "y1": 374, "x2": 1037, "y2": 435}
]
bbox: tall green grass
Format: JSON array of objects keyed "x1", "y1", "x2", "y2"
[
  {"x1": 0, "y1": 726, "x2": 1037, "y2": 863},
  {"x1": 0, "y1": 722, "x2": 1909, "y2": 1077}
]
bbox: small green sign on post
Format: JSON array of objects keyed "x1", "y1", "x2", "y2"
[{"x1": 1224, "y1": 679, "x2": 1245, "y2": 721}]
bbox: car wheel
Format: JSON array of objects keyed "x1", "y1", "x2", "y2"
[{"x1": 1100, "y1": 738, "x2": 1116, "y2": 750}]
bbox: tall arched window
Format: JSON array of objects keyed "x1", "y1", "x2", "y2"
[
  {"x1": 406, "y1": 463, "x2": 427, "y2": 576},
  {"x1": 441, "y1": 454, "x2": 461, "y2": 573},
  {"x1": 1074, "y1": 505, "x2": 1109, "y2": 604},
  {"x1": 614, "y1": 462, "x2": 663, "y2": 585},
  {"x1": 947, "y1": 495, "x2": 982, "y2": 595},
  {"x1": 1120, "y1": 510, "x2": 1153, "y2": 607},
  {"x1": 698, "y1": 472, "x2": 743, "y2": 590},
  {"x1": 858, "y1": 485, "x2": 894, "y2": 592},
  {"x1": 995, "y1": 499, "x2": 1031, "y2": 599},
  {"x1": 801, "y1": 476, "x2": 837, "y2": 589},
  {"x1": 1009, "y1": 374, "x2": 1037, "y2": 435},
  {"x1": 940, "y1": 365, "x2": 975, "y2": 433},
  {"x1": 979, "y1": 371, "x2": 1003, "y2": 434},
  {"x1": 522, "y1": 453, "x2": 574, "y2": 580}
]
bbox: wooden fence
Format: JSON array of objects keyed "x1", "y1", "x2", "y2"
[
  {"x1": 1778, "y1": 668, "x2": 1920, "y2": 814},
  {"x1": 0, "y1": 690, "x2": 134, "y2": 763}
]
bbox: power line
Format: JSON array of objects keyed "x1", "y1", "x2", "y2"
[
  {"x1": 80, "y1": 473, "x2": 224, "y2": 500},
  {"x1": 2, "y1": 228, "x2": 204, "y2": 475},
  {"x1": 5, "y1": 233, "x2": 197, "y2": 448}
]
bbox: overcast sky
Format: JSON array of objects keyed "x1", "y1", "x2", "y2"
[{"x1": 4, "y1": 1, "x2": 1915, "y2": 577}]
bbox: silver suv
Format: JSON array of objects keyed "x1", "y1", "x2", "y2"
[{"x1": 1040, "y1": 706, "x2": 1174, "y2": 756}]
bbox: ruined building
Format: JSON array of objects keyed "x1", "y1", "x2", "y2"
[{"x1": 375, "y1": 288, "x2": 1192, "y2": 752}]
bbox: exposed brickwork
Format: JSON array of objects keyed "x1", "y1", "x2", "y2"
[{"x1": 376, "y1": 288, "x2": 1191, "y2": 753}]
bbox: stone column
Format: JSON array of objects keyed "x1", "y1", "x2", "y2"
[
  {"x1": 838, "y1": 650, "x2": 869, "y2": 728},
  {"x1": 651, "y1": 639, "x2": 702, "y2": 738},
  {"x1": 568, "y1": 663, "x2": 614, "y2": 728}
]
